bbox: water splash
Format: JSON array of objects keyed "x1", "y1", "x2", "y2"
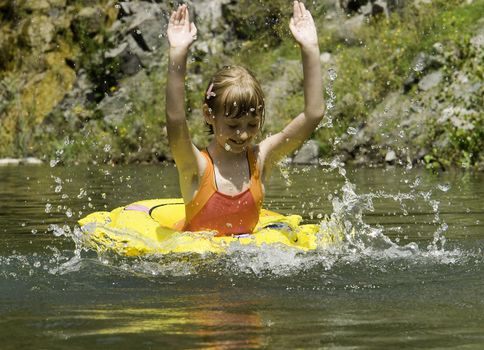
[
  {"x1": 318, "y1": 67, "x2": 337, "y2": 129},
  {"x1": 14, "y1": 155, "x2": 470, "y2": 279}
]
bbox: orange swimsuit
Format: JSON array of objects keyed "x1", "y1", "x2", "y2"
[{"x1": 183, "y1": 148, "x2": 263, "y2": 236}]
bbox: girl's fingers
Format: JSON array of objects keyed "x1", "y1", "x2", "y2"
[
  {"x1": 299, "y1": 2, "x2": 307, "y2": 17},
  {"x1": 190, "y1": 22, "x2": 197, "y2": 38},
  {"x1": 184, "y1": 6, "x2": 191, "y2": 30},
  {"x1": 289, "y1": 17, "x2": 296, "y2": 31},
  {"x1": 293, "y1": 1, "x2": 301, "y2": 18},
  {"x1": 306, "y1": 10, "x2": 314, "y2": 23},
  {"x1": 175, "y1": 4, "x2": 184, "y2": 22}
]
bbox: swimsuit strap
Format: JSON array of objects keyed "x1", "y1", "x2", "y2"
[
  {"x1": 246, "y1": 147, "x2": 263, "y2": 208},
  {"x1": 246, "y1": 146, "x2": 260, "y2": 181}
]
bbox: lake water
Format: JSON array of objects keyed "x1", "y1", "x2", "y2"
[{"x1": 1, "y1": 163, "x2": 483, "y2": 349}]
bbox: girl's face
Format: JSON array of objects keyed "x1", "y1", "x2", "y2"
[{"x1": 207, "y1": 110, "x2": 261, "y2": 153}]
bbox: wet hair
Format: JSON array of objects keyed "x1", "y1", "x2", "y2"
[{"x1": 204, "y1": 65, "x2": 265, "y2": 134}]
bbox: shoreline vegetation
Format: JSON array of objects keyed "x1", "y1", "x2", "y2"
[{"x1": 0, "y1": 0, "x2": 482, "y2": 170}]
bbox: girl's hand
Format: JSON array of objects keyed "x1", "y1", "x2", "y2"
[
  {"x1": 167, "y1": 4, "x2": 197, "y2": 51},
  {"x1": 289, "y1": 1, "x2": 318, "y2": 48}
]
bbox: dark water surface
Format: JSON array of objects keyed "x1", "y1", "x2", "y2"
[{"x1": 1, "y1": 164, "x2": 483, "y2": 349}]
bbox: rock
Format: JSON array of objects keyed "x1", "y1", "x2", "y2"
[
  {"x1": 105, "y1": 41, "x2": 143, "y2": 76},
  {"x1": 118, "y1": 2, "x2": 132, "y2": 16},
  {"x1": 372, "y1": 1, "x2": 389, "y2": 17},
  {"x1": 105, "y1": 42, "x2": 129, "y2": 59},
  {"x1": 20, "y1": 15, "x2": 55, "y2": 51},
  {"x1": 433, "y1": 42, "x2": 444, "y2": 54},
  {"x1": 48, "y1": 0, "x2": 67, "y2": 7},
  {"x1": 412, "y1": 52, "x2": 428, "y2": 73},
  {"x1": 71, "y1": 7, "x2": 105, "y2": 39},
  {"x1": 339, "y1": 14, "x2": 366, "y2": 43},
  {"x1": 23, "y1": 51, "x2": 76, "y2": 123},
  {"x1": 98, "y1": 87, "x2": 133, "y2": 126},
  {"x1": 21, "y1": 157, "x2": 43, "y2": 165},
  {"x1": 325, "y1": 11, "x2": 366, "y2": 44},
  {"x1": 23, "y1": 0, "x2": 50, "y2": 11},
  {"x1": 418, "y1": 70, "x2": 443, "y2": 91},
  {"x1": 339, "y1": 0, "x2": 400, "y2": 17},
  {"x1": 194, "y1": 37, "x2": 224, "y2": 56},
  {"x1": 470, "y1": 32, "x2": 484, "y2": 49},
  {"x1": 359, "y1": 2, "x2": 373, "y2": 16},
  {"x1": 414, "y1": 0, "x2": 432, "y2": 7},
  {"x1": 403, "y1": 53, "x2": 425, "y2": 91},
  {"x1": 191, "y1": 0, "x2": 230, "y2": 33},
  {"x1": 293, "y1": 140, "x2": 319, "y2": 165},
  {"x1": 97, "y1": 70, "x2": 154, "y2": 127},
  {"x1": 384, "y1": 149, "x2": 396, "y2": 163},
  {"x1": 353, "y1": 154, "x2": 370, "y2": 166},
  {"x1": 386, "y1": 0, "x2": 405, "y2": 11},
  {"x1": 0, "y1": 158, "x2": 20, "y2": 166},
  {"x1": 263, "y1": 59, "x2": 302, "y2": 131},
  {"x1": 339, "y1": 0, "x2": 370, "y2": 14},
  {"x1": 126, "y1": 2, "x2": 168, "y2": 52},
  {"x1": 126, "y1": 35, "x2": 149, "y2": 71},
  {"x1": 404, "y1": 48, "x2": 445, "y2": 91},
  {"x1": 320, "y1": 52, "x2": 332, "y2": 63}
]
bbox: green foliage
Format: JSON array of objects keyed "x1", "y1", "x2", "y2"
[
  {"x1": 203, "y1": 0, "x2": 483, "y2": 167},
  {"x1": 114, "y1": 74, "x2": 170, "y2": 164},
  {"x1": 319, "y1": 0, "x2": 483, "y2": 166},
  {"x1": 73, "y1": 26, "x2": 120, "y2": 102},
  {"x1": 4, "y1": 0, "x2": 482, "y2": 168},
  {"x1": 222, "y1": 0, "x2": 326, "y2": 48}
]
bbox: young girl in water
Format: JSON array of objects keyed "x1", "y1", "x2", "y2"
[{"x1": 166, "y1": 1, "x2": 324, "y2": 236}]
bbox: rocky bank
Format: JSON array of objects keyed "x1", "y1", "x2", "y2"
[{"x1": 0, "y1": 0, "x2": 482, "y2": 169}]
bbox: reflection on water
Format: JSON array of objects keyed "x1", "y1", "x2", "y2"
[{"x1": 1, "y1": 164, "x2": 483, "y2": 348}]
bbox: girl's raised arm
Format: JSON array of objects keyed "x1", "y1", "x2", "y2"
[
  {"x1": 259, "y1": 1, "x2": 325, "y2": 177},
  {"x1": 166, "y1": 5, "x2": 203, "y2": 201}
]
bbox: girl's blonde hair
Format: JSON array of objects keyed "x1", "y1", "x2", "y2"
[{"x1": 204, "y1": 65, "x2": 265, "y2": 133}]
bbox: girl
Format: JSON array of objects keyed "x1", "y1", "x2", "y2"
[{"x1": 166, "y1": 1, "x2": 324, "y2": 235}]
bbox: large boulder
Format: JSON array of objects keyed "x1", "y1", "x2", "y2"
[
  {"x1": 71, "y1": 6, "x2": 106, "y2": 39},
  {"x1": 20, "y1": 15, "x2": 56, "y2": 51},
  {"x1": 293, "y1": 140, "x2": 320, "y2": 165}
]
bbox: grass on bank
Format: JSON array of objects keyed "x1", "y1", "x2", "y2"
[
  {"x1": 3, "y1": 0, "x2": 482, "y2": 166},
  {"x1": 228, "y1": 0, "x2": 483, "y2": 167}
]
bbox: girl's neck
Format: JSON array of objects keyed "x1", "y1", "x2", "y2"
[{"x1": 206, "y1": 141, "x2": 249, "y2": 164}]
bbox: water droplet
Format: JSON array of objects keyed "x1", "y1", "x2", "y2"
[
  {"x1": 77, "y1": 188, "x2": 87, "y2": 199},
  {"x1": 413, "y1": 61, "x2": 425, "y2": 72},
  {"x1": 328, "y1": 68, "x2": 337, "y2": 81},
  {"x1": 437, "y1": 184, "x2": 450, "y2": 192},
  {"x1": 347, "y1": 127, "x2": 357, "y2": 135}
]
